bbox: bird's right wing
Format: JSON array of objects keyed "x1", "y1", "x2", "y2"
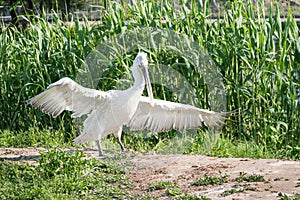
[
  {"x1": 27, "y1": 77, "x2": 110, "y2": 118},
  {"x1": 128, "y1": 96, "x2": 230, "y2": 132}
]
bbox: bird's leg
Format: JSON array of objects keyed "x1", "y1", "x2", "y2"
[
  {"x1": 115, "y1": 127, "x2": 127, "y2": 153},
  {"x1": 96, "y1": 139, "x2": 104, "y2": 156},
  {"x1": 117, "y1": 136, "x2": 126, "y2": 153}
]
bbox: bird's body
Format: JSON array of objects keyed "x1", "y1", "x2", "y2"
[
  {"x1": 28, "y1": 53, "x2": 153, "y2": 156},
  {"x1": 27, "y1": 52, "x2": 230, "y2": 156}
]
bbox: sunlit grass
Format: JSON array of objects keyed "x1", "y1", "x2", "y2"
[
  {"x1": 0, "y1": 149, "x2": 131, "y2": 199},
  {"x1": 0, "y1": 128, "x2": 76, "y2": 148},
  {"x1": 189, "y1": 132, "x2": 293, "y2": 159}
]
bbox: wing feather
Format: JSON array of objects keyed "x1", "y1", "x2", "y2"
[
  {"x1": 128, "y1": 96, "x2": 229, "y2": 132},
  {"x1": 27, "y1": 77, "x2": 110, "y2": 118}
]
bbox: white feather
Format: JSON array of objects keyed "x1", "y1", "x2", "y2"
[{"x1": 128, "y1": 96, "x2": 229, "y2": 132}]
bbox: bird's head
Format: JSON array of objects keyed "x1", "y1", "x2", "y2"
[{"x1": 133, "y1": 52, "x2": 154, "y2": 106}]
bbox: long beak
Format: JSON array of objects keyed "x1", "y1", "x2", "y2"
[{"x1": 141, "y1": 65, "x2": 154, "y2": 106}]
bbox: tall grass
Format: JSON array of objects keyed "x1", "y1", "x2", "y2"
[
  {"x1": 0, "y1": 15, "x2": 98, "y2": 131},
  {"x1": 209, "y1": 1, "x2": 300, "y2": 157},
  {"x1": 0, "y1": 0, "x2": 299, "y2": 158}
]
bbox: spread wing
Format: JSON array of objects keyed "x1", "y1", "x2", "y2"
[
  {"x1": 128, "y1": 96, "x2": 230, "y2": 132},
  {"x1": 27, "y1": 77, "x2": 110, "y2": 118}
]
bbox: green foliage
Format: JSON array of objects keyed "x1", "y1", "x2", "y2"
[
  {"x1": 0, "y1": 128, "x2": 74, "y2": 147},
  {"x1": 165, "y1": 187, "x2": 183, "y2": 196},
  {"x1": 0, "y1": 0, "x2": 299, "y2": 159},
  {"x1": 148, "y1": 181, "x2": 176, "y2": 191},
  {"x1": 174, "y1": 195, "x2": 211, "y2": 200},
  {"x1": 189, "y1": 132, "x2": 284, "y2": 159},
  {"x1": 235, "y1": 171, "x2": 265, "y2": 182},
  {"x1": 0, "y1": 149, "x2": 130, "y2": 199},
  {"x1": 220, "y1": 188, "x2": 245, "y2": 197},
  {"x1": 0, "y1": 14, "x2": 98, "y2": 131},
  {"x1": 148, "y1": 181, "x2": 183, "y2": 197},
  {"x1": 215, "y1": 1, "x2": 300, "y2": 149},
  {"x1": 192, "y1": 173, "x2": 228, "y2": 186},
  {"x1": 278, "y1": 192, "x2": 300, "y2": 200},
  {"x1": 220, "y1": 183, "x2": 259, "y2": 197}
]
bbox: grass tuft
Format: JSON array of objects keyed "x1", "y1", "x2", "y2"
[
  {"x1": 148, "y1": 181, "x2": 176, "y2": 191},
  {"x1": 174, "y1": 195, "x2": 212, "y2": 200},
  {"x1": 235, "y1": 172, "x2": 265, "y2": 183},
  {"x1": 192, "y1": 173, "x2": 228, "y2": 186}
]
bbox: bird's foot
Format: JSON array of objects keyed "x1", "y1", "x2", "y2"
[
  {"x1": 97, "y1": 150, "x2": 106, "y2": 158},
  {"x1": 122, "y1": 148, "x2": 133, "y2": 155},
  {"x1": 98, "y1": 154, "x2": 107, "y2": 159}
]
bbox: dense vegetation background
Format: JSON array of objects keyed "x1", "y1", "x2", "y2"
[{"x1": 0, "y1": 0, "x2": 299, "y2": 159}]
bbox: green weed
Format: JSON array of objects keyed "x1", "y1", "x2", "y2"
[
  {"x1": 148, "y1": 181, "x2": 176, "y2": 191},
  {"x1": 148, "y1": 181, "x2": 182, "y2": 197},
  {"x1": 235, "y1": 171, "x2": 265, "y2": 182},
  {"x1": 220, "y1": 188, "x2": 244, "y2": 197},
  {"x1": 221, "y1": 183, "x2": 256, "y2": 197},
  {"x1": 278, "y1": 192, "x2": 300, "y2": 200},
  {"x1": 174, "y1": 195, "x2": 211, "y2": 200},
  {"x1": 192, "y1": 173, "x2": 228, "y2": 186},
  {"x1": 165, "y1": 187, "x2": 183, "y2": 196}
]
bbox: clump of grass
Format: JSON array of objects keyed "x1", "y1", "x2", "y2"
[
  {"x1": 220, "y1": 188, "x2": 245, "y2": 197},
  {"x1": 0, "y1": 149, "x2": 130, "y2": 199},
  {"x1": 148, "y1": 181, "x2": 182, "y2": 196},
  {"x1": 221, "y1": 183, "x2": 256, "y2": 197},
  {"x1": 148, "y1": 181, "x2": 176, "y2": 191},
  {"x1": 174, "y1": 194, "x2": 211, "y2": 200},
  {"x1": 278, "y1": 192, "x2": 300, "y2": 200},
  {"x1": 192, "y1": 173, "x2": 228, "y2": 186},
  {"x1": 235, "y1": 172, "x2": 265, "y2": 183},
  {"x1": 165, "y1": 187, "x2": 183, "y2": 196}
]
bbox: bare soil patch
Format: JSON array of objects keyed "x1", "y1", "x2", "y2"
[
  {"x1": 128, "y1": 154, "x2": 300, "y2": 199},
  {"x1": 1, "y1": 148, "x2": 299, "y2": 199}
]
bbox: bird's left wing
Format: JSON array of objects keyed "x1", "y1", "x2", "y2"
[
  {"x1": 27, "y1": 77, "x2": 110, "y2": 118},
  {"x1": 128, "y1": 96, "x2": 230, "y2": 132}
]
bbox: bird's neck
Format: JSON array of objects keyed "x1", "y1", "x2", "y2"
[{"x1": 128, "y1": 67, "x2": 145, "y2": 95}]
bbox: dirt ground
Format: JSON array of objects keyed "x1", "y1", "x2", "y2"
[
  {"x1": 128, "y1": 154, "x2": 300, "y2": 199},
  {"x1": 0, "y1": 148, "x2": 299, "y2": 199}
]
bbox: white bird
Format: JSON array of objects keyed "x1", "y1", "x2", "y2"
[{"x1": 27, "y1": 52, "x2": 229, "y2": 156}]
